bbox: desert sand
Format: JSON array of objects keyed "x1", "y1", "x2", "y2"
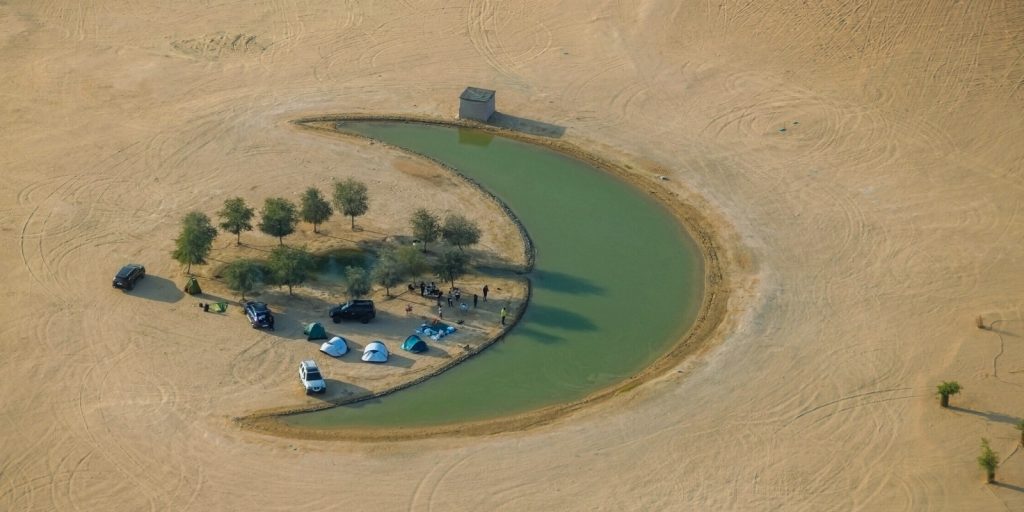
[{"x1": 2, "y1": 1, "x2": 1023, "y2": 510}]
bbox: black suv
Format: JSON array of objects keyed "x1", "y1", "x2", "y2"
[
  {"x1": 244, "y1": 301, "x2": 275, "y2": 330},
  {"x1": 329, "y1": 300, "x2": 376, "y2": 324},
  {"x1": 112, "y1": 264, "x2": 146, "y2": 290}
]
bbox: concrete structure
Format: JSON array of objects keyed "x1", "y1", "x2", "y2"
[{"x1": 459, "y1": 87, "x2": 496, "y2": 122}]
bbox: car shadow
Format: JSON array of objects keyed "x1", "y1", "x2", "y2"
[
  {"x1": 128, "y1": 275, "x2": 184, "y2": 303},
  {"x1": 307, "y1": 379, "x2": 372, "y2": 404}
]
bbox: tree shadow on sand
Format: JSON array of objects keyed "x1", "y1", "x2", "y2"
[
  {"x1": 948, "y1": 406, "x2": 1022, "y2": 426},
  {"x1": 992, "y1": 481, "x2": 1024, "y2": 493}
]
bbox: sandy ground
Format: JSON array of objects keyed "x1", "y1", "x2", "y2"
[{"x1": 2, "y1": 1, "x2": 1023, "y2": 510}]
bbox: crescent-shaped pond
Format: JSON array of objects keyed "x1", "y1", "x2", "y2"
[{"x1": 282, "y1": 121, "x2": 704, "y2": 430}]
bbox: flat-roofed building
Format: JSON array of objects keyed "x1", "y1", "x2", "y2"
[{"x1": 459, "y1": 87, "x2": 496, "y2": 122}]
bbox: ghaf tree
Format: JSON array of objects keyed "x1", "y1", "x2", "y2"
[
  {"x1": 172, "y1": 211, "x2": 218, "y2": 274},
  {"x1": 259, "y1": 197, "x2": 298, "y2": 245},
  {"x1": 434, "y1": 248, "x2": 469, "y2": 287},
  {"x1": 441, "y1": 213, "x2": 481, "y2": 251},
  {"x1": 410, "y1": 208, "x2": 440, "y2": 253},
  {"x1": 299, "y1": 187, "x2": 333, "y2": 233},
  {"x1": 217, "y1": 197, "x2": 254, "y2": 244},
  {"x1": 936, "y1": 381, "x2": 961, "y2": 408},
  {"x1": 223, "y1": 259, "x2": 263, "y2": 300},
  {"x1": 395, "y1": 245, "x2": 427, "y2": 281},
  {"x1": 332, "y1": 178, "x2": 369, "y2": 230},
  {"x1": 978, "y1": 438, "x2": 999, "y2": 483},
  {"x1": 372, "y1": 245, "x2": 403, "y2": 297},
  {"x1": 344, "y1": 266, "x2": 371, "y2": 299},
  {"x1": 268, "y1": 245, "x2": 315, "y2": 296}
]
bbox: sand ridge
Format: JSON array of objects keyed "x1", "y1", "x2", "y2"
[{"x1": 2, "y1": 0, "x2": 1023, "y2": 510}]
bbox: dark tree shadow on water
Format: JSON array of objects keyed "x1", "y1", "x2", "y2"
[
  {"x1": 487, "y1": 112, "x2": 566, "y2": 139},
  {"x1": 523, "y1": 303, "x2": 596, "y2": 331},
  {"x1": 515, "y1": 325, "x2": 564, "y2": 344},
  {"x1": 530, "y1": 269, "x2": 605, "y2": 295}
]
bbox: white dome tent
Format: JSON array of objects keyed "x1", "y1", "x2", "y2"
[{"x1": 361, "y1": 341, "x2": 389, "y2": 363}]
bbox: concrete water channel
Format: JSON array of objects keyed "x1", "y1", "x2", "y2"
[{"x1": 283, "y1": 121, "x2": 704, "y2": 430}]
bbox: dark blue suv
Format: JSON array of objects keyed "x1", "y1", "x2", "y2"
[{"x1": 244, "y1": 301, "x2": 275, "y2": 330}]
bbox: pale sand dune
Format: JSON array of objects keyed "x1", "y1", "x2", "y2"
[{"x1": 1, "y1": 1, "x2": 1023, "y2": 510}]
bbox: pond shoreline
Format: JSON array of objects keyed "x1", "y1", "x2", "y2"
[{"x1": 235, "y1": 114, "x2": 735, "y2": 441}]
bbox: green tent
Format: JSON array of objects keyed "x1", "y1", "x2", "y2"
[
  {"x1": 304, "y1": 322, "x2": 327, "y2": 341},
  {"x1": 183, "y1": 276, "x2": 202, "y2": 295}
]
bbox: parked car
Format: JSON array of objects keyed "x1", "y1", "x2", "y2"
[
  {"x1": 112, "y1": 264, "x2": 146, "y2": 290},
  {"x1": 243, "y1": 301, "x2": 275, "y2": 330},
  {"x1": 298, "y1": 360, "x2": 326, "y2": 394},
  {"x1": 329, "y1": 299, "x2": 376, "y2": 324}
]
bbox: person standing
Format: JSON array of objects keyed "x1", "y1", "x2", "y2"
[
  {"x1": 473, "y1": 293, "x2": 478, "y2": 308},
  {"x1": 500, "y1": 306, "x2": 507, "y2": 325},
  {"x1": 483, "y1": 284, "x2": 489, "y2": 301},
  {"x1": 419, "y1": 282, "x2": 425, "y2": 296},
  {"x1": 446, "y1": 293, "x2": 453, "y2": 307},
  {"x1": 438, "y1": 306, "x2": 444, "y2": 319}
]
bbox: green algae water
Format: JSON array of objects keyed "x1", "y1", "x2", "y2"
[{"x1": 285, "y1": 122, "x2": 703, "y2": 429}]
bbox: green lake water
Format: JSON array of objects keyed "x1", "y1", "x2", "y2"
[{"x1": 285, "y1": 121, "x2": 703, "y2": 429}]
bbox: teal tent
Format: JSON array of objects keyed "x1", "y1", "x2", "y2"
[
  {"x1": 401, "y1": 335, "x2": 428, "y2": 353},
  {"x1": 304, "y1": 322, "x2": 327, "y2": 341}
]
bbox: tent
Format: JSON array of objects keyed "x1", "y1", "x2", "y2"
[
  {"x1": 320, "y1": 336, "x2": 349, "y2": 357},
  {"x1": 183, "y1": 276, "x2": 202, "y2": 295},
  {"x1": 362, "y1": 341, "x2": 389, "y2": 363},
  {"x1": 401, "y1": 335, "x2": 428, "y2": 353},
  {"x1": 209, "y1": 302, "x2": 228, "y2": 313},
  {"x1": 304, "y1": 322, "x2": 328, "y2": 341}
]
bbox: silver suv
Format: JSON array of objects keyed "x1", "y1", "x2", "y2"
[{"x1": 298, "y1": 360, "x2": 326, "y2": 394}]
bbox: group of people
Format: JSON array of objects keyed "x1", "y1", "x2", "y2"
[{"x1": 410, "y1": 282, "x2": 499, "y2": 322}]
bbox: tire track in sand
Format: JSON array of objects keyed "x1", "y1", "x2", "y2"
[{"x1": 408, "y1": 448, "x2": 482, "y2": 512}]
